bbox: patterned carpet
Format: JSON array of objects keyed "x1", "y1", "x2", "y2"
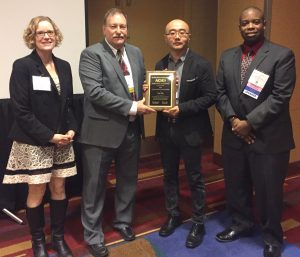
[
  {"x1": 145, "y1": 211, "x2": 300, "y2": 257},
  {"x1": 0, "y1": 152, "x2": 299, "y2": 257}
]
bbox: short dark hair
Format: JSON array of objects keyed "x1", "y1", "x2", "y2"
[
  {"x1": 103, "y1": 8, "x2": 127, "y2": 25},
  {"x1": 239, "y1": 6, "x2": 265, "y2": 23}
]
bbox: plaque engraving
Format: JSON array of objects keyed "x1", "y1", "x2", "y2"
[{"x1": 145, "y1": 71, "x2": 176, "y2": 110}]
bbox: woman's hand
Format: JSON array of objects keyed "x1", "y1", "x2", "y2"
[
  {"x1": 49, "y1": 133, "x2": 73, "y2": 146},
  {"x1": 65, "y1": 130, "x2": 75, "y2": 141}
]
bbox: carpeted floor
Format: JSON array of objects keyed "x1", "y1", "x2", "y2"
[
  {"x1": 109, "y1": 238, "x2": 157, "y2": 257},
  {"x1": 145, "y1": 211, "x2": 300, "y2": 257},
  {"x1": 0, "y1": 152, "x2": 300, "y2": 256}
]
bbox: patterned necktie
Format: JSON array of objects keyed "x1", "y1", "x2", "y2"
[
  {"x1": 241, "y1": 51, "x2": 252, "y2": 84},
  {"x1": 116, "y1": 49, "x2": 135, "y2": 100},
  {"x1": 117, "y1": 49, "x2": 130, "y2": 76}
]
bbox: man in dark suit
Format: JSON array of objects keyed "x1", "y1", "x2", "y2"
[
  {"x1": 79, "y1": 8, "x2": 155, "y2": 257},
  {"x1": 215, "y1": 6, "x2": 296, "y2": 257},
  {"x1": 155, "y1": 19, "x2": 216, "y2": 248}
]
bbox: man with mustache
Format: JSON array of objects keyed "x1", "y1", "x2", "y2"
[
  {"x1": 79, "y1": 8, "x2": 155, "y2": 257},
  {"x1": 215, "y1": 6, "x2": 296, "y2": 257}
]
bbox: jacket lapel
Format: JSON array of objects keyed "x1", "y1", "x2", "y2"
[
  {"x1": 102, "y1": 41, "x2": 131, "y2": 98},
  {"x1": 53, "y1": 56, "x2": 65, "y2": 97},
  {"x1": 179, "y1": 50, "x2": 193, "y2": 100},
  {"x1": 31, "y1": 50, "x2": 59, "y2": 95},
  {"x1": 231, "y1": 47, "x2": 242, "y2": 92}
]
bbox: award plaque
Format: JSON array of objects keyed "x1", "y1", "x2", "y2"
[{"x1": 145, "y1": 71, "x2": 176, "y2": 110}]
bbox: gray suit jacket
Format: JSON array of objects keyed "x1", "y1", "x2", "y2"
[
  {"x1": 216, "y1": 40, "x2": 295, "y2": 154},
  {"x1": 79, "y1": 40, "x2": 145, "y2": 148}
]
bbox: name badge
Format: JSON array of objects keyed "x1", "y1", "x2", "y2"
[
  {"x1": 128, "y1": 85, "x2": 135, "y2": 94},
  {"x1": 32, "y1": 76, "x2": 51, "y2": 91},
  {"x1": 243, "y1": 69, "x2": 269, "y2": 99}
]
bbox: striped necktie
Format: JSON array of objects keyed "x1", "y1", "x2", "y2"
[
  {"x1": 116, "y1": 49, "x2": 135, "y2": 100},
  {"x1": 117, "y1": 49, "x2": 130, "y2": 76}
]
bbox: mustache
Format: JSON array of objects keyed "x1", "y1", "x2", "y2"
[{"x1": 113, "y1": 35, "x2": 125, "y2": 38}]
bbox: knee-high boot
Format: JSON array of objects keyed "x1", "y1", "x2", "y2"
[
  {"x1": 50, "y1": 199, "x2": 73, "y2": 257},
  {"x1": 26, "y1": 204, "x2": 49, "y2": 257}
]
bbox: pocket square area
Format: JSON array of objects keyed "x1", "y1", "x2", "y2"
[{"x1": 186, "y1": 77, "x2": 198, "y2": 82}]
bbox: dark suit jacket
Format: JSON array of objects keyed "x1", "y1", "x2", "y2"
[
  {"x1": 216, "y1": 40, "x2": 296, "y2": 154},
  {"x1": 155, "y1": 49, "x2": 216, "y2": 146},
  {"x1": 79, "y1": 40, "x2": 145, "y2": 148},
  {"x1": 9, "y1": 50, "x2": 78, "y2": 146}
]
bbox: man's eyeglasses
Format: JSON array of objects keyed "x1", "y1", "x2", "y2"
[
  {"x1": 35, "y1": 30, "x2": 55, "y2": 38},
  {"x1": 107, "y1": 24, "x2": 127, "y2": 31},
  {"x1": 165, "y1": 30, "x2": 190, "y2": 38}
]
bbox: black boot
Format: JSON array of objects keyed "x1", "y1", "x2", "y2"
[
  {"x1": 50, "y1": 199, "x2": 73, "y2": 257},
  {"x1": 26, "y1": 204, "x2": 49, "y2": 257}
]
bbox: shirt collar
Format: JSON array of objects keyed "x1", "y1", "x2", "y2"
[
  {"x1": 242, "y1": 38, "x2": 264, "y2": 55},
  {"x1": 105, "y1": 38, "x2": 124, "y2": 57},
  {"x1": 168, "y1": 48, "x2": 189, "y2": 63}
]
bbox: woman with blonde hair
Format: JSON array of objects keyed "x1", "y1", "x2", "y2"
[{"x1": 3, "y1": 16, "x2": 77, "y2": 257}]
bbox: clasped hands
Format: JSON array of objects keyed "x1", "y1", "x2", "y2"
[
  {"x1": 230, "y1": 117, "x2": 255, "y2": 144},
  {"x1": 49, "y1": 130, "x2": 75, "y2": 147}
]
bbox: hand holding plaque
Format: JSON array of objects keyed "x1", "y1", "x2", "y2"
[{"x1": 145, "y1": 71, "x2": 176, "y2": 110}]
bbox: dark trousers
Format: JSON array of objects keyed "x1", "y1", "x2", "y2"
[
  {"x1": 159, "y1": 122, "x2": 205, "y2": 224},
  {"x1": 222, "y1": 144, "x2": 289, "y2": 246}
]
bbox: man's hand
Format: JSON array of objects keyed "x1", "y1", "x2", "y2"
[
  {"x1": 231, "y1": 118, "x2": 251, "y2": 137},
  {"x1": 242, "y1": 132, "x2": 256, "y2": 144},
  {"x1": 230, "y1": 117, "x2": 255, "y2": 144},
  {"x1": 162, "y1": 106, "x2": 179, "y2": 118},
  {"x1": 137, "y1": 97, "x2": 156, "y2": 115}
]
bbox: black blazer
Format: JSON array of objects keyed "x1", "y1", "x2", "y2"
[
  {"x1": 155, "y1": 49, "x2": 216, "y2": 146},
  {"x1": 216, "y1": 40, "x2": 295, "y2": 153},
  {"x1": 9, "y1": 50, "x2": 78, "y2": 146}
]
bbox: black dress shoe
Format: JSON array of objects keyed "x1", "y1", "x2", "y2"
[
  {"x1": 87, "y1": 244, "x2": 108, "y2": 257},
  {"x1": 185, "y1": 223, "x2": 205, "y2": 248},
  {"x1": 263, "y1": 245, "x2": 281, "y2": 257},
  {"x1": 215, "y1": 227, "x2": 253, "y2": 242},
  {"x1": 114, "y1": 226, "x2": 136, "y2": 241},
  {"x1": 159, "y1": 215, "x2": 182, "y2": 237}
]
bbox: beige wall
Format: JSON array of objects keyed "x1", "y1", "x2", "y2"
[
  {"x1": 87, "y1": 0, "x2": 217, "y2": 137},
  {"x1": 270, "y1": 0, "x2": 300, "y2": 162}
]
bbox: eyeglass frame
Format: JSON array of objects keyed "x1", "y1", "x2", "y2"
[
  {"x1": 106, "y1": 24, "x2": 127, "y2": 31},
  {"x1": 165, "y1": 29, "x2": 190, "y2": 38},
  {"x1": 35, "y1": 30, "x2": 55, "y2": 38}
]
